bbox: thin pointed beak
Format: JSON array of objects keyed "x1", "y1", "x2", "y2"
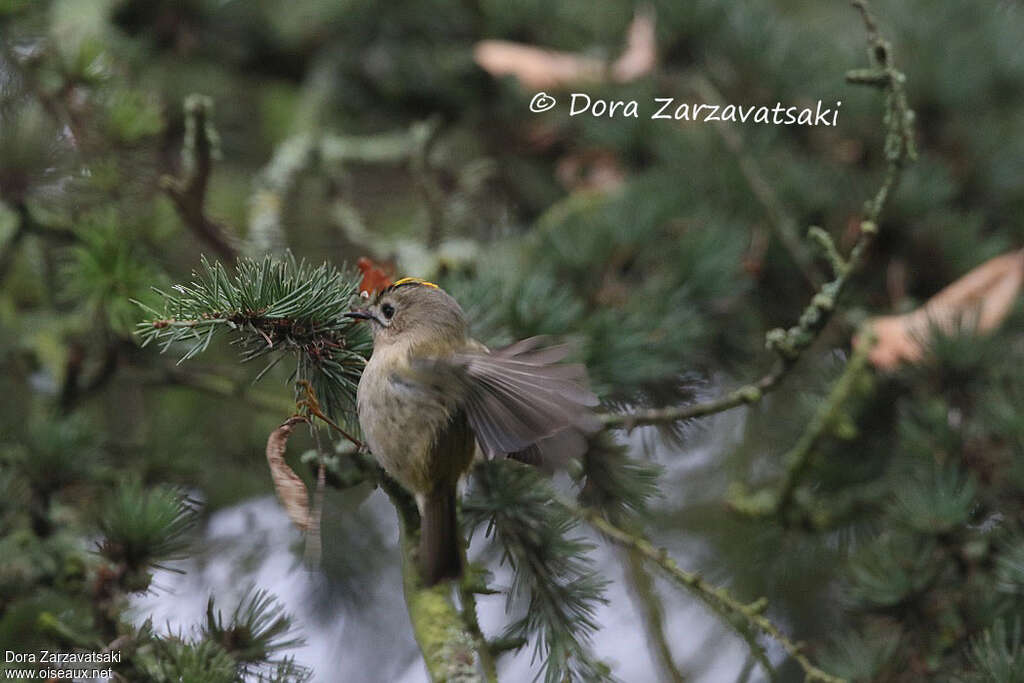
[{"x1": 344, "y1": 309, "x2": 372, "y2": 321}]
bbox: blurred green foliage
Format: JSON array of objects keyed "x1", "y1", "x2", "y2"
[{"x1": 1, "y1": 0, "x2": 1022, "y2": 680}]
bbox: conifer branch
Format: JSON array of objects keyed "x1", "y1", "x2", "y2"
[
  {"x1": 135, "y1": 253, "x2": 371, "y2": 420},
  {"x1": 599, "y1": 372, "x2": 779, "y2": 429},
  {"x1": 321, "y1": 457, "x2": 484, "y2": 681},
  {"x1": 578, "y1": 439, "x2": 686, "y2": 679},
  {"x1": 464, "y1": 460, "x2": 612, "y2": 683},
  {"x1": 597, "y1": 225, "x2": 873, "y2": 434},
  {"x1": 160, "y1": 95, "x2": 238, "y2": 264},
  {"x1": 563, "y1": 498, "x2": 845, "y2": 683},
  {"x1": 204, "y1": 587, "x2": 308, "y2": 668}
]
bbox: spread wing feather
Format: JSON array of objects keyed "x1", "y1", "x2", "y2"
[{"x1": 404, "y1": 336, "x2": 599, "y2": 467}]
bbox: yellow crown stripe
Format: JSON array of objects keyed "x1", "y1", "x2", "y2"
[{"x1": 391, "y1": 277, "x2": 440, "y2": 290}]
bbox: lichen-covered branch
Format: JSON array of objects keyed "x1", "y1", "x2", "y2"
[
  {"x1": 727, "y1": 331, "x2": 875, "y2": 519},
  {"x1": 725, "y1": 0, "x2": 916, "y2": 520},
  {"x1": 457, "y1": 581, "x2": 498, "y2": 683},
  {"x1": 247, "y1": 123, "x2": 436, "y2": 256},
  {"x1": 563, "y1": 499, "x2": 845, "y2": 683},
  {"x1": 314, "y1": 451, "x2": 497, "y2": 681},
  {"x1": 600, "y1": 374, "x2": 776, "y2": 430},
  {"x1": 773, "y1": 339, "x2": 873, "y2": 513},
  {"x1": 381, "y1": 475, "x2": 482, "y2": 683},
  {"x1": 401, "y1": 540, "x2": 482, "y2": 683}
]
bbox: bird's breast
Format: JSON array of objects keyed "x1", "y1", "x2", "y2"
[{"x1": 356, "y1": 350, "x2": 464, "y2": 494}]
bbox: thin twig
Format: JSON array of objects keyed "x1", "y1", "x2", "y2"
[
  {"x1": 563, "y1": 498, "x2": 845, "y2": 683},
  {"x1": 248, "y1": 123, "x2": 432, "y2": 255},
  {"x1": 850, "y1": 0, "x2": 879, "y2": 40},
  {"x1": 775, "y1": 334, "x2": 870, "y2": 515},
  {"x1": 733, "y1": 655, "x2": 758, "y2": 683},
  {"x1": 727, "y1": 332, "x2": 874, "y2": 518},
  {"x1": 619, "y1": 546, "x2": 689, "y2": 682},
  {"x1": 409, "y1": 117, "x2": 446, "y2": 248},
  {"x1": 295, "y1": 379, "x2": 364, "y2": 448},
  {"x1": 458, "y1": 582, "x2": 499, "y2": 683},
  {"x1": 160, "y1": 95, "x2": 238, "y2": 263},
  {"x1": 599, "y1": 218, "x2": 876, "y2": 434},
  {"x1": 597, "y1": 213, "x2": 872, "y2": 431},
  {"x1": 600, "y1": 369, "x2": 781, "y2": 429},
  {"x1": 726, "y1": 0, "x2": 916, "y2": 519},
  {"x1": 0, "y1": 204, "x2": 80, "y2": 285},
  {"x1": 143, "y1": 365, "x2": 295, "y2": 415}
]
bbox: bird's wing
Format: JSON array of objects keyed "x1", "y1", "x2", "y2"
[{"x1": 405, "y1": 336, "x2": 600, "y2": 467}]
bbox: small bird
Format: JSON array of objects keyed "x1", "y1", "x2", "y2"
[{"x1": 346, "y1": 278, "x2": 599, "y2": 585}]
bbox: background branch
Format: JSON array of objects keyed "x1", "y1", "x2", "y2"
[
  {"x1": 727, "y1": 333, "x2": 875, "y2": 519},
  {"x1": 140, "y1": 365, "x2": 296, "y2": 415},
  {"x1": 247, "y1": 122, "x2": 436, "y2": 256},
  {"x1": 565, "y1": 498, "x2": 844, "y2": 683},
  {"x1": 160, "y1": 95, "x2": 238, "y2": 264},
  {"x1": 619, "y1": 547, "x2": 689, "y2": 683}
]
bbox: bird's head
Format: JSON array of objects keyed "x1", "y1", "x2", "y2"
[{"x1": 345, "y1": 278, "x2": 469, "y2": 350}]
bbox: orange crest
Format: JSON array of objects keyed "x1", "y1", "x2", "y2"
[{"x1": 356, "y1": 257, "x2": 396, "y2": 295}]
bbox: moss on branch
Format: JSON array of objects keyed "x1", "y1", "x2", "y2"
[{"x1": 381, "y1": 476, "x2": 482, "y2": 683}]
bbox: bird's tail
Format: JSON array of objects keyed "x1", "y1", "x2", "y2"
[{"x1": 419, "y1": 489, "x2": 462, "y2": 586}]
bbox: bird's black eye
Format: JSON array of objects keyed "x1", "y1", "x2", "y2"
[{"x1": 381, "y1": 303, "x2": 395, "y2": 320}]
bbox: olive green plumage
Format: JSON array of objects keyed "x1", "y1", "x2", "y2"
[{"x1": 349, "y1": 279, "x2": 598, "y2": 585}]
